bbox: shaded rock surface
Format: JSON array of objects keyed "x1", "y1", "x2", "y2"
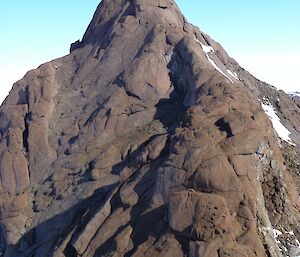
[{"x1": 0, "y1": 0, "x2": 300, "y2": 256}]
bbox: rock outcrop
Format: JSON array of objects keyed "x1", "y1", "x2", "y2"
[{"x1": 0, "y1": 0, "x2": 299, "y2": 256}]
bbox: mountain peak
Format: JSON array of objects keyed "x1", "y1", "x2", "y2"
[
  {"x1": 1, "y1": 1, "x2": 300, "y2": 257},
  {"x1": 70, "y1": 0, "x2": 185, "y2": 52}
]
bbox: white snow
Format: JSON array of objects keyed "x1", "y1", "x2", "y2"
[
  {"x1": 205, "y1": 54, "x2": 233, "y2": 83},
  {"x1": 263, "y1": 226, "x2": 282, "y2": 245},
  {"x1": 198, "y1": 42, "x2": 233, "y2": 83},
  {"x1": 272, "y1": 229, "x2": 282, "y2": 244},
  {"x1": 162, "y1": 50, "x2": 174, "y2": 65},
  {"x1": 290, "y1": 92, "x2": 300, "y2": 98},
  {"x1": 261, "y1": 101, "x2": 295, "y2": 145},
  {"x1": 296, "y1": 239, "x2": 300, "y2": 247},
  {"x1": 193, "y1": 36, "x2": 233, "y2": 83},
  {"x1": 201, "y1": 43, "x2": 214, "y2": 54},
  {"x1": 273, "y1": 229, "x2": 283, "y2": 237},
  {"x1": 227, "y1": 69, "x2": 239, "y2": 80}
]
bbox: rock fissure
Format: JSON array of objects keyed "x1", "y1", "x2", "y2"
[{"x1": 22, "y1": 112, "x2": 31, "y2": 153}]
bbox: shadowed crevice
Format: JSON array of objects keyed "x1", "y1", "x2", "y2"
[
  {"x1": 22, "y1": 112, "x2": 31, "y2": 152},
  {"x1": 215, "y1": 118, "x2": 233, "y2": 138}
]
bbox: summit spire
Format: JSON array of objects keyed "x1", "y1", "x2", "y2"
[{"x1": 71, "y1": 0, "x2": 185, "y2": 50}]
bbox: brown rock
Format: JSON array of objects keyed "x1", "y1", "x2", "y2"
[
  {"x1": 169, "y1": 191, "x2": 234, "y2": 240},
  {"x1": 0, "y1": 0, "x2": 299, "y2": 256}
]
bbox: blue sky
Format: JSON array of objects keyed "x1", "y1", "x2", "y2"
[
  {"x1": 178, "y1": 0, "x2": 300, "y2": 54},
  {"x1": 0, "y1": 1, "x2": 299, "y2": 103}
]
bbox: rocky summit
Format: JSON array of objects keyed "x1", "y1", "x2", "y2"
[{"x1": 0, "y1": 0, "x2": 300, "y2": 257}]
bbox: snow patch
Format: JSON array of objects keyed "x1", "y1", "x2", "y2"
[
  {"x1": 201, "y1": 43, "x2": 214, "y2": 54},
  {"x1": 262, "y1": 226, "x2": 282, "y2": 245},
  {"x1": 162, "y1": 51, "x2": 173, "y2": 65},
  {"x1": 227, "y1": 69, "x2": 239, "y2": 80},
  {"x1": 199, "y1": 43, "x2": 233, "y2": 83},
  {"x1": 296, "y1": 239, "x2": 300, "y2": 248},
  {"x1": 261, "y1": 101, "x2": 295, "y2": 145},
  {"x1": 193, "y1": 36, "x2": 233, "y2": 83},
  {"x1": 269, "y1": 228, "x2": 300, "y2": 256},
  {"x1": 205, "y1": 54, "x2": 233, "y2": 83},
  {"x1": 290, "y1": 92, "x2": 300, "y2": 98},
  {"x1": 273, "y1": 229, "x2": 283, "y2": 237},
  {"x1": 272, "y1": 229, "x2": 282, "y2": 244},
  {"x1": 287, "y1": 230, "x2": 295, "y2": 236}
]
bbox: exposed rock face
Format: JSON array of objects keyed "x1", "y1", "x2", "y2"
[{"x1": 0, "y1": 0, "x2": 299, "y2": 256}]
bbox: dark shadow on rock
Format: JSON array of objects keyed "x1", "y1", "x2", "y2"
[
  {"x1": 215, "y1": 118, "x2": 233, "y2": 138},
  {"x1": 154, "y1": 45, "x2": 189, "y2": 133},
  {"x1": 5, "y1": 187, "x2": 111, "y2": 257},
  {"x1": 92, "y1": 139, "x2": 171, "y2": 256}
]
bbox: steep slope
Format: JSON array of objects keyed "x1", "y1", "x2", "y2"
[{"x1": 0, "y1": 0, "x2": 300, "y2": 257}]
